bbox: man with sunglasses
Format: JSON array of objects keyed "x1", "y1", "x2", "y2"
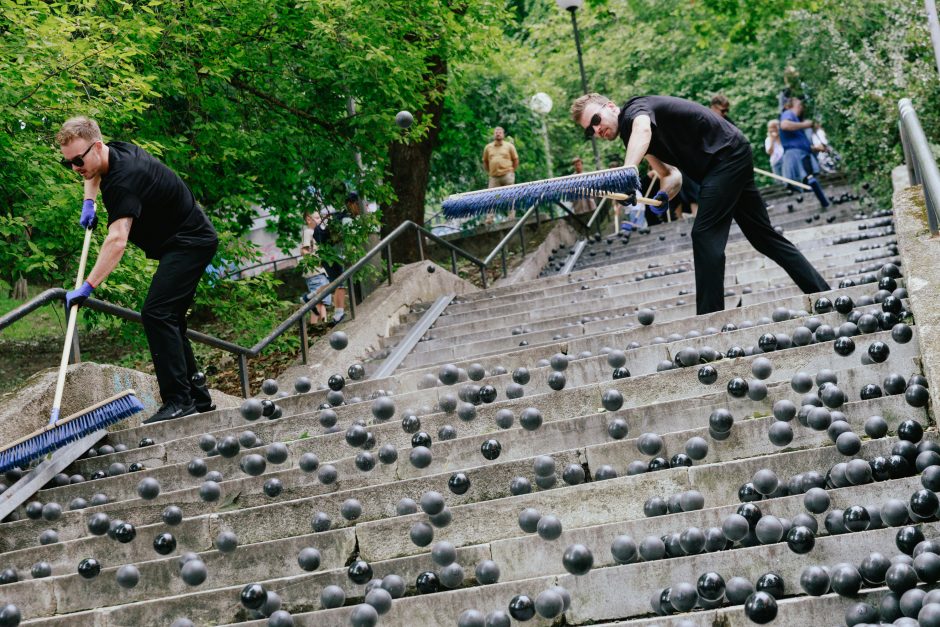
[
  {"x1": 571, "y1": 93, "x2": 829, "y2": 314},
  {"x1": 57, "y1": 116, "x2": 219, "y2": 424}
]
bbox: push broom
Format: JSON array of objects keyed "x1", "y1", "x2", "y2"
[
  {"x1": 442, "y1": 166, "x2": 662, "y2": 218},
  {"x1": 0, "y1": 222, "x2": 143, "y2": 473}
]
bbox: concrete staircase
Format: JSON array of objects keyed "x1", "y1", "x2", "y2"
[{"x1": 0, "y1": 180, "x2": 935, "y2": 627}]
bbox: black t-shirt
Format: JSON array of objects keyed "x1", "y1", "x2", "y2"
[
  {"x1": 100, "y1": 142, "x2": 217, "y2": 259},
  {"x1": 618, "y1": 96, "x2": 746, "y2": 183}
]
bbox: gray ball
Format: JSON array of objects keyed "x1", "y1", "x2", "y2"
[
  {"x1": 722, "y1": 513, "x2": 750, "y2": 541},
  {"x1": 297, "y1": 547, "x2": 321, "y2": 571},
  {"x1": 409, "y1": 522, "x2": 434, "y2": 547},
  {"x1": 637, "y1": 433, "x2": 664, "y2": 456},
  {"x1": 420, "y1": 491, "x2": 445, "y2": 515},
  {"x1": 136, "y1": 477, "x2": 161, "y2": 500},
  {"x1": 752, "y1": 468, "x2": 779, "y2": 495},
  {"x1": 457, "y1": 609, "x2": 485, "y2": 627},
  {"x1": 439, "y1": 562, "x2": 464, "y2": 588},
  {"x1": 321, "y1": 584, "x2": 346, "y2": 609},
  {"x1": 755, "y1": 515, "x2": 785, "y2": 544},
  {"x1": 768, "y1": 421, "x2": 793, "y2": 447},
  {"x1": 611, "y1": 535, "x2": 637, "y2": 564},
  {"x1": 537, "y1": 515, "x2": 563, "y2": 540},
  {"x1": 685, "y1": 436, "x2": 708, "y2": 460},
  {"x1": 215, "y1": 531, "x2": 238, "y2": 553},
  {"x1": 679, "y1": 490, "x2": 705, "y2": 512},
  {"x1": 475, "y1": 559, "x2": 501, "y2": 585},
  {"x1": 535, "y1": 589, "x2": 565, "y2": 618},
  {"x1": 364, "y1": 588, "x2": 393, "y2": 615},
  {"x1": 518, "y1": 507, "x2": 541, "y2": 533},
  {"x1": 396, "y1": 498, "x2": 418, "y2": 515},
  {"x1": 180, "y1": 559, "x2": 207, "y2": 586},
  {"x1": 882, "y1": 499, "x2": 910, "y2": 526},
  {"x1": 341, "y1": 499, "x2": 363, "y2": 521},
  {"x1": 533, "y1": 455, "x2": 555, "y2": 477},
  {"x1": 349, "y1": 603, "x2": 378, "y2": 627},
  {"x1": 639, "y1": 535, "x2": 666, "y2": 561},
  {"x1": 484, "y1": 610, "x2": 511, "y2": 627},
  {"x1": 751, "y1": 357, "x2": 773, "y2": 380},
  {"x1": 804, "y1": 487, "x2": 831, "y2": 514},
  {"x1": 381, "y1": 574, "x2": 406, "y2": 598},
  {"x1": 725, "y1": 576, "x2": 754, "y2": 604},
  {"x1": 431, "y1": 541, "x2": 457, "y2": 567},
  {"x1": 116, "y1": 564, "x2": 140, "y2": 588}
]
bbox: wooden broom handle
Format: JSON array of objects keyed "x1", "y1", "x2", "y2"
[
  {"x1": 753, "y1": 167, "x2": 812, "y2": 191},
  {"x1": 50, "y1": 226, "x2": 94, "y2": 424}
]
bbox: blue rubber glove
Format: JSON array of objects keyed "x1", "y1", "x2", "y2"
[
  {"x1": 80, "y1": 199, "x2": 97, "y2": 229},
  {"x1": 65, "y1": 281, "x2": 94, "y2": 309},
  {"x1": 648, "y1": 190, "x2": 670, "y2": 216}
]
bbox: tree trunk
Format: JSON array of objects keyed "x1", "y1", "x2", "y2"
[
  {"x1": 383, "y1": 55, "x2": 447, "y2": 265},
  {"x1": 11, "y1": 275, "x2": 27, "y2": 300}
]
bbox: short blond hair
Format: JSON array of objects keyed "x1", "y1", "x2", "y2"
[
  {"x1": 570, "y1": 93, "x2": 609, "y2": 123},
  {"x1": 56, "y1": 116, "x2": 102, "y2": 146}
]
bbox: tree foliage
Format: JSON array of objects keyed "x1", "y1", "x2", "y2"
[{"x1": 429, "y1": 0, "x2": 940, "y2": 207}]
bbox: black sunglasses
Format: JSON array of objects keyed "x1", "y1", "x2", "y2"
[
  {"x1": 60, "y1": 142, "x2": 97, "y2": 169},
  {"x1": 584, "y1": 113, "x2": 601, "y2": 140}
]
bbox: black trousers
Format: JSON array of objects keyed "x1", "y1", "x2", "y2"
[
  {"x1": 141, "y1": 244, "x2": 217, "y2": 404},
  {"x1": 692, "y1": 143, "x2": 830, "y2": 314}
]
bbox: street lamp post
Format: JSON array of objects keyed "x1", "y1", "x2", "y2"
[
  {"x1": 557, "y1": 0, "x2": 601, "y2": 170},
  {"x1": 529, "y1": 92, "x2": 554, "y2": 178}
]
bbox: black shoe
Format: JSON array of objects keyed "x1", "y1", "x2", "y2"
[{"x1": 143, "y1": 400, "x2": 197, "y2": 424}]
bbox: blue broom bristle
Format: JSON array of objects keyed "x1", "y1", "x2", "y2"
[
  {"x1": 442, "y1": 167, "x2": 639, "y2": 218},
  {"x1": 0, "y1": 393, "x2": 144, "y2": 473}
]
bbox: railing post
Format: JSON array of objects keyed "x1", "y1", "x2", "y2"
[
  {"x1": 299, "y1": 317, "x2": 308, "y2": 365},
  {"x1": 416, "y1": 230, "x2": 425, "y2": 260},
  {"x1": 347, "y1": 277, "x2": 357, "y2": 320},
  {"x1": 450, "y1": 249, "x2": 457, "y2": 274},
  {"x1": 519, "y1": 221, "x2": 526, "y2": 256},
  {"x1": 501, "y1": 247, "x2": 508, "y2": 277},
  {"x1": 480, "y1": 265, "x2": 488, "y2": 289},
  {"x1": 385, "y1": 246, "x2": 393, "y2": 285},
  {"x1": 238, "y1": 354, "x2": 250, "y2": 398}
]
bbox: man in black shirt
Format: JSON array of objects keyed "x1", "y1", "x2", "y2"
[
  {"x1": 57, "y1": 117, "x2": 219, "y2": 423},
  {"x1": 570, "y1": 93, "x2": 829, "y2": 314}
]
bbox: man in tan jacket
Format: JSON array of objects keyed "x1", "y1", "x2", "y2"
[{"x1": 482, "y1": 126, "x2": 519, "y2": 188}]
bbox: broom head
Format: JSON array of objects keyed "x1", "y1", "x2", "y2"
[{"x1": 0, "y1": 390, "x2": 143, "y2": 473}]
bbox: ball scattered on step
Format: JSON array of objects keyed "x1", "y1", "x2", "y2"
[
  {"x1": 116, "y1": 564, "x2": 140, "y2": 588},
  {"x1": 77, "y1": 557, "x2": 101, "y2": 579},
  {"x1": 329, "y1": 331, "x2": 348, "y2": 350}
]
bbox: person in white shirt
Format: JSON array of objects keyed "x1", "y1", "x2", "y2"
[
  {"x1": 300, "y1": 210, "x2": 330, "y2": 326},
  {"x1": 812, "y1": 122, "x2": 837, "y2": 173},
  {"x1": 764, "y1": 119, "x2": 784, "y2": 179}
]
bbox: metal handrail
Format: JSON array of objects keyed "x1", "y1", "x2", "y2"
[
  {"x1": 1, "y1": 215, "x2": 538, "y2": 396},
  {"x1": 898, "y1": 98, "x2": 940, "y2": 234},
  {"x1": 0, "y1": 192, "x2": 593, "y2": 397}
]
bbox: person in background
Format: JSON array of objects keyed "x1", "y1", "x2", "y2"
[
  {"x1": 482, "y1": 126, "x2": 519, "y2": 188},
  {"x1": 765, "y1": 119, "x2": 785, "y2": 179},
  {"x1": 779, "y1": 97, "x2": 830, "y2": 208},
  {"x1": 300, "y1": 210, "x2": 330, "y2": 326},
  {"x1": 316, "y1": 192, "x2": 362, "y2": 325},
  {"x1": 812, "y1": 121, "x2": 838, "y2": 173},
  {"x1": 709, "y1": 94, "x2": 731, "y2": 120},
  {"x1": 570, "y1": 157, "x2": 596, "y2": 214}
]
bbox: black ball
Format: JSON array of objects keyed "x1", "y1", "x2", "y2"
[
  {"x1": 756, "y1": 572, "x2": 784, "y2": 598},
  {"x1": 77, "y1": 557, "x2": 101, "y2": 579},
  {"x1": 786, "y1": 525, "x2": 815, "y2": 554},
  {"x1": 415, "y1": 571, "x2": 440, "y2": 594},
  {"x1": 448, "y1": 472, "x2": 470, "y2": 495},
  {"x1": 698, "y1": 365, "x2": 718, "y2": 385},
  {"x1": 726, "y1": 377, "x2": 748, "y2": 398},
  {"x1": 886, "y1": 562, "x2": 919, "y2": 594},
  {"x1": 112, "y1": 521, "x2": 136, "y2": 544},
  {"x1": 744, "y1": 591, "x2": 778, "y2": 623},
  {"x1": 241, "y1": 583, "x2": 268, "y2": 610},
  {"x1": 153, "y1": 532, "x2": 177, "y2": 555},
  {"x1": 508, "y1": 594, "x2": 536, "y2": 621},
  {"x1": 480, "y1": 439, "x2": 501, "y2": 460},
  {"x1": 833, "y1": 336, "x2": 855, "y2": 356},
  {"x1": 898, "y1": 419, "x2": 925, "y2": 443},
  {"x1": 347, "y1": 559, "x2": 373, "y2": 585},
  {"x1": 897, "y1": 525, "x2": 926, "y2": 555}
]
